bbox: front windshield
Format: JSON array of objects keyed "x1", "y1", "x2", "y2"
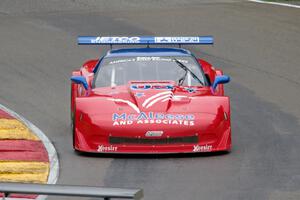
[{"x1": 94, "y1": 56, "x2": 207, "y2": 88}]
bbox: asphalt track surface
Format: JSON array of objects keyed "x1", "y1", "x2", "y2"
[{"x1": 0, "y1": 0, "x2": 300, "y2": 199}]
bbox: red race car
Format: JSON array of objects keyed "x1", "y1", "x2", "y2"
[{"x1": 71, "y1": 36, "x2": 231, "y2": 154}]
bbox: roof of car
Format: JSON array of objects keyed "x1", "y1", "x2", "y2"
[{"x1": 105, "y1": 47, "x2": 192, "y2": 57}]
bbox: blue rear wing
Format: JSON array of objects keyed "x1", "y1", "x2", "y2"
[{"x1": 77, "y1": 36, "x2": 214, "y2": 45}]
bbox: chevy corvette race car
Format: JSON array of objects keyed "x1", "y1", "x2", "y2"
[{"x1": 71, "y1": 36, "x2": 231, "y2": 154}]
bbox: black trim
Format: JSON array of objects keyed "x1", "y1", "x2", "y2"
[{"x1": 109, "y1": 136, "x2": 198, "y2": 145}]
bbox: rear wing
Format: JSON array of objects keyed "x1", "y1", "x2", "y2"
[{"x1": 77, "y1": 36, "x2": 214, "y2": 46}]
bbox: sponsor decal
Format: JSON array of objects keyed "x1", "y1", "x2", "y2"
[
  {"x1": 109, "y1": 58, "x2": 136, "y2": 65},
  {"x1": 155, "y1": 37, "x2": 200, "y2": 43},
  {"x1": 130, "y1": 84, "x2": 173, "y2": 90},
  {"x1": 193, "y1": 144, "x2": 213, "y2": 152},
  {"x1": 92, "y1": 36, "x2": 140, "y2": 44},
  {"x1": 145, "y1": 131, "x2": 164, "y2": 137},
  {"x1": 135, "y1": 92, "x2": 145, "y2": 98},
  {"x1": 97, "y1": 145, "x2": 118, "y2": 152},
  {"x1": 108, "y1": 57, "x2": 189, "y2": 65},
  {"x1": 112, "y1": 112, "x2": 195, "y2": 126}
]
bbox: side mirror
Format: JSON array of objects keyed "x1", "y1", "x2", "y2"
[
  {"x1": 71, "y1": 76, "x2": 89, "y2": 90},
  {"x1": 212, "y1": 75, "x2": 230, "y2": 90}
]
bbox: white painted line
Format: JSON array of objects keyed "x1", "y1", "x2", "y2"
[
  {"x1": 0, "y1": 104, "x2": 59, "y2": 200},
  {"x1": 248, "y1": 0, "x2": 300, "y2": 8},
  {"x1": 107, "y1": 98, "x2": 141, "y2": 113}
]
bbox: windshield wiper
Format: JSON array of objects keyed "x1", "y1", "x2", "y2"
[
  {"x1": 173, "y1": 59, "x2": 204, "y2": 86},
  {"x1": 178, "y1": 68, "x2": 188, "y2": 86}
]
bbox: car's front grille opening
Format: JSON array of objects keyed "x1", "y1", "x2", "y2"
[{"x1": 109, "y1": 136, "x2": 198, "y2": 145}]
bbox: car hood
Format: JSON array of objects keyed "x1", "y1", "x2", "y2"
[
  {"x1": 86, "y1": 81, "x2": 223, "y2": 114},
  {"x1": 76, "y1": 81, "x2": 230, "y2": 134},
  {"x1": 112, "y1": 81, "x2": 191, "y2": 113}
]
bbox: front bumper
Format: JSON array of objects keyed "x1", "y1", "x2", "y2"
[{"x1": 74, "y1": 127, "x2": 231, "y2": 154}]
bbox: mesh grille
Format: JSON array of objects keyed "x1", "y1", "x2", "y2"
[{"x1": 109, "y1": 136, "x2": 198, "y2": 145}]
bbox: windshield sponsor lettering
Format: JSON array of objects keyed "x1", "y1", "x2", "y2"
[
  {"x1": 108, "y1": 57, "x2": 189, "y2": 65},
  {"x1": 130, "y1": 84, "x2": 174, "y2": 90}
]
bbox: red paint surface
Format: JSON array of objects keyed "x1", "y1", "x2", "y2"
[
  {"x1": 0, "y1": 140, "x2": 49, "y2": 162},
  {"x1": 0, "y1": 109, "x2": 14, "y2": 119},
  {"x1": 71, "y1": 57, "x2": 231, "y2": 153}
]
